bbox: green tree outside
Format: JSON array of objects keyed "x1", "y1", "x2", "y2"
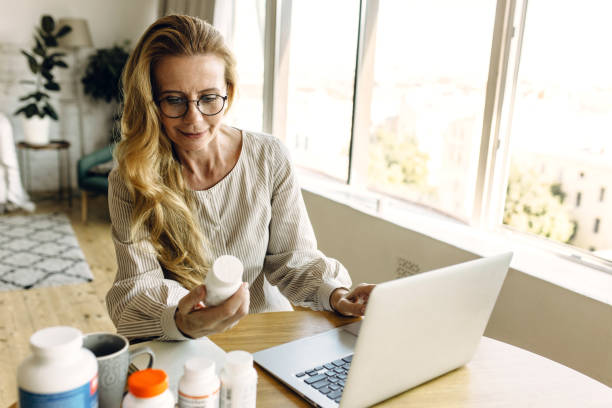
[
  {"x1": 368, "y1": 128, "x2": 432, "y2": 196},
  {"x1": 503, "y1": 164, "x2": 575, "y2": 243}
]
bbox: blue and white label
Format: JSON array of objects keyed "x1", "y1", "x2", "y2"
[{"x1": 19, "y1": 376, "x2": 98, "y2": 408}]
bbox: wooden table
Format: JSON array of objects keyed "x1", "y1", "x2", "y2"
[
  {"x1": 10, "y1": 311, "x2": 612, "y2": 407},
  {"x1": 208, "y1": 311, "x2": 612, "y2": 407}
]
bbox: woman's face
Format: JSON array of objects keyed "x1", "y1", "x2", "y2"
[{"x1": 153, "y1": 54, "x2": 228, "y2": 153}]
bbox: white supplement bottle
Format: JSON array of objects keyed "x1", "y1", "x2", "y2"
[
  {"x1": 220, "y1": 350, "x2": 257, "y2": 408},
  {"x1": 178, "y1": 357, "x2": 220, "y2": 408},
  {"x1": 17, "y1": 326, "x2": 98, "y2": 408},
  {"x1": 204, "y1": 255, "x2": 244, "y2": 306},
  {"x1": 122, "y1": 368, "x2": 175, "y2": 408}
]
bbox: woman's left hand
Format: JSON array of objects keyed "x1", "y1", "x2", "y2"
[{"x1": 330, "y1": 283, "x2": 376, "y2": 317}]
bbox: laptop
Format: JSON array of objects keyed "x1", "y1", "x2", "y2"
[{"x1": 253, "y1": 252, "x2": 513, "y2": 408}]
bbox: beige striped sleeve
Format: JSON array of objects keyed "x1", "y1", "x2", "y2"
[
  {"x1": 105, "y1": 169, "x2": 191, "y2": 341},
  {"x1": 263, "y1": 138, "x2": 352, "y2": 310}
]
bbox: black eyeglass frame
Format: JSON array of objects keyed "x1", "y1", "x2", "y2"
[{"x1": 156, "y1": 94, "x2": 228, "y2": 118}]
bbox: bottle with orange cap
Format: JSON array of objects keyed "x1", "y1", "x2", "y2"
[{"x1": 122, "y1": 368, "x2": 176, "y2": 408}]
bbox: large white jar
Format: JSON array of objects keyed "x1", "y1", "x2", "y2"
[{"x1": 17, "y1": 326, "x2": 98, "y2": 408}]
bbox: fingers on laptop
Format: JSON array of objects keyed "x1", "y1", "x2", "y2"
[
  {"x1": 337, "y1": 297, "x2": 367, "y2": 316},
  {"x1": 347, "y1": 284, "x2": 376, "y2": 304},
  {"x1": 336, "y1": 283, "x2": 376, "y2": 316}
]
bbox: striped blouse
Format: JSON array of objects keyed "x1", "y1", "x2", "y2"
[{"x1": 106, "y1": 130, "x2": 352, "y2": 341}]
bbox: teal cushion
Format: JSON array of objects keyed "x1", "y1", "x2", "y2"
[
  {"x1": 80, "y1": 175, "x2": 109, "y2": 193},
  {"x1": 87, "y1": 160, "x2": 114, "y2": 176}
]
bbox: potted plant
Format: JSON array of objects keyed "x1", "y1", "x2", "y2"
[
  {"x1": 14, "y1": 15, "x2": 71, "y2": 145},
  {"x1": 81, "y1": 42, "x2": 130, "y2": 143}
]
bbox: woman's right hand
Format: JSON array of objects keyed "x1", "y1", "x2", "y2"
[{"x1": 174, "y1": 282, "x2": 250, "y2": 339}]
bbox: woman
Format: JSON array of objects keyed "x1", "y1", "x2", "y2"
[{"x1": 106, "y1": 14, "x2": 374, "y2": 341}]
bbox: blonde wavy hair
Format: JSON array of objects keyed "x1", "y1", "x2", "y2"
[{"x1": 115, "y1": 14, "x2": 238, "y2": 290}]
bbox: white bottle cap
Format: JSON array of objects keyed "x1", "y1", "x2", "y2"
[
  {"x1": 210, "y1": 255, "x2": 243, "y2": 287},
  {"x1": 30, "y1": 326, "x2": 83, "y2": 358},
  {"x1": 225, "y1": 351, "x2": 254, "y2": 376},
  {"x1": 184, "y1": 356, "x2": 216, "y2": 379}
]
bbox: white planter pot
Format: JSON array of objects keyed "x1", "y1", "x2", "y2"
[{"x1": 21, "y1": 116, "x2": 50, "y2": 145}]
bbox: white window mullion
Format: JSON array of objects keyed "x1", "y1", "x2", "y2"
[
  {"x1": 471, "y1": 0, "x2": 516, "y2": 228},
  {"x1": 485, "y1": 0, "x2": 529, "y2": 230},
  {"x1": 262, "y1": 0, "x2": 292, "y2": 139},
  {"x1": 262, "y1": 0, "x2": 277, "y2": 135},
  {"x1": 348, "y1": 0, "x2": 379, "y2": 188}
]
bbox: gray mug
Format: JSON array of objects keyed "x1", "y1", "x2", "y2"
[{"x1": 83, "y1": 332, "x2": 154, "y2": 408}]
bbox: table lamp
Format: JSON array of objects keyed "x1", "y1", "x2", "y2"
[{"x1": 57, "y1": 18, "x2": 94, "y2": 157}]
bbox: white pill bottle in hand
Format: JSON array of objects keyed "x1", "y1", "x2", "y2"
[
  {"x1": 205, "y1": 255, "x2": 244, "y2": 306},
  {"x1": 220, "y1": 351, "x2": 257, "y2": 408},
  {"x1": 178, "y1": 357, "x2": 220, "y2": 408}
]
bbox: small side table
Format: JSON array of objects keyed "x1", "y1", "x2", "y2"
[{"x1": 16, "y1": 140, "x2": 72, "y2": 207}]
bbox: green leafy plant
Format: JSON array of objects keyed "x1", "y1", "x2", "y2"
[
  {"x1": 81, "y1": 43, "x2": 130, "y2": 142},
  {"x1": 81, "y1": 43, "x2": 129, "y2": 103},
  {"x1": 14, "y1": 15, "x2": 72, "y2": 120}
]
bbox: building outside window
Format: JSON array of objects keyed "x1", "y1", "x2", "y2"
[{"x1": 501, "y1": 1, "x2": 612, "y2": 259}]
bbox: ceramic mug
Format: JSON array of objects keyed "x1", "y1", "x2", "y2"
[{"x1": 83, "y1": 332, "x2": 154, "y2": 408}]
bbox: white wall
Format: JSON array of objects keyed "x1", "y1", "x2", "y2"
[
  {"x1": 302, "y1": 189, "x2": 612, "y2": 387},
  {"x1": 0, "y1": 0, "x2": 159, "y2": 191}
]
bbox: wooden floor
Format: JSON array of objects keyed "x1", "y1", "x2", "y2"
[{"x1": 0, "y1": 194, "x2": 117, "y2": 407}]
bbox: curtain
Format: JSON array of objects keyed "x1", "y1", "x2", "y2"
[
  {"x1": 159, "y1": 0, "x2": 215, "y2": 21},
  {"x1": 158, "y1": 0, "x2": 235, "y2": 45},
  {"x1": 0, "y1": 113, "x2": 35, "y2": 213}
]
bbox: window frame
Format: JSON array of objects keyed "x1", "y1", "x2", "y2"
[{"x1": 257, "y1": 0, "x2": 612, "y2": 276}]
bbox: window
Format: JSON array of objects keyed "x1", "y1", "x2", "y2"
[
  {"x1": 360, "y1": 0, "x2": 496, "y2": 221},
  {"x1": 594, "y1": 218, "x2": 600, "y2": 234},
  {"x1": 227, "y1": 0, "x2": 266, "y2": 132},
  {"x1": 502, "y1": 1, "x2": 612, "y2": 258},
  {"x1": 241, "y1": 0, "x2": 612, "y2": 273},
  {"x1": 282, "y1": 0, "x2": 360, "y2": 181}
]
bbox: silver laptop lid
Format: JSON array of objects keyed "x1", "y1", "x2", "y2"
[{"x1": 340, "y1": 252, "x2": 512, "y2": 407}]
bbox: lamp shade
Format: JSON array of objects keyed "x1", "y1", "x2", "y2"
[{"x1": 57, "y1": 18, "x2": 93, "y2": 49}]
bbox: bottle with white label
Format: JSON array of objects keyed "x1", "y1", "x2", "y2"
[
  {"x1": 220, "y1": 350, "x2": 257, "y2": 408},
  {"x1": 17, "y1": 326, "x2": 98, "y2": 408},
  {"x1": 178, "y1": 357, "x2": 220, "y2": 408},
  {"x1": 204, "y1": 255, "x2": 244, "y2": 306}
]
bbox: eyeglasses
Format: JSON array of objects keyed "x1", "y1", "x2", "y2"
[{"x1": 157, "y1": 94, "x2": 228, "y2": 118}]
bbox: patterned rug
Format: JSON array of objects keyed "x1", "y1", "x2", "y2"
[{"x1": 0, "y1": 212, "x2": 93, "y2": 291}]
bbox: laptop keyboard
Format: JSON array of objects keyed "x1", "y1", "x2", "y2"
[{"x1": 295, "y1": 354, "x2": 353, "y2": 404}]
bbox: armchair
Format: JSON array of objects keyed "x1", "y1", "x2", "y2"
[{"x1": 77, "y1": 145, "x2": 113, "y2": 222}]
